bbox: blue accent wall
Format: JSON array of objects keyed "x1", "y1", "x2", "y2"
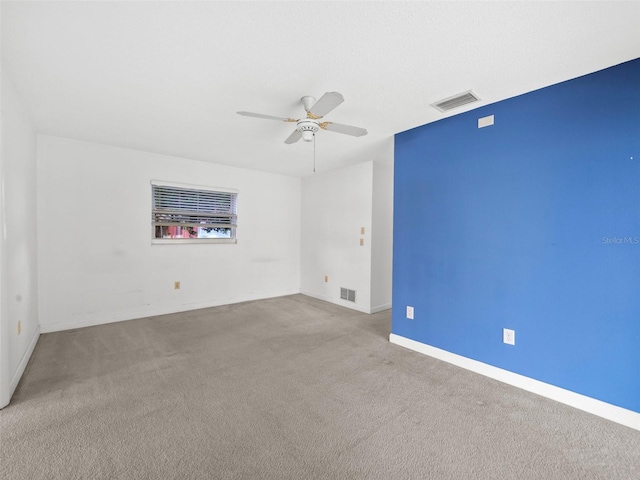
[{"x1": 392, "y1": 59, "x2": 640, "y2": 413}]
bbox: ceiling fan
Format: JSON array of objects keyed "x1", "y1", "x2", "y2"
[{"x1": 237, "y1": 92, "x2": 368, "y2": 144}]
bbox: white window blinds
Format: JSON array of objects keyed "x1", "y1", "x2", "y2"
[{"x1": 152, "y1": 184, "x2": 238, "y2": 229}]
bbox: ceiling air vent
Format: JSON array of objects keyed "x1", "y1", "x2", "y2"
[{"x1": 432, "y1": 91, "x2": 480, "y2": 112}]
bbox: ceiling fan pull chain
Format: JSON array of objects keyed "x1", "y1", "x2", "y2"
[{"x1": 313, "y1": 133, "x2": 316, "y2": 173}]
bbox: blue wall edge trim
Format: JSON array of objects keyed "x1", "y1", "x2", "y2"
[{"x1": 389, "y1": 333, "x2": 640, "y2": 432}]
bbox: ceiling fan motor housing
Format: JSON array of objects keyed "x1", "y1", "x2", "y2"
[{"x1": 297, "y1": 119, "x2": 319, "y2": 142}]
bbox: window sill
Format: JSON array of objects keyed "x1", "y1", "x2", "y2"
[{"x1": 152, "y1": 238, "x2": 237, "y2": 245}]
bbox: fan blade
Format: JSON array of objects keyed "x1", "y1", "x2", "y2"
[
  {"x1": 237, "y1": 111, "x2": 298, "y2": 122},
  {"x1": 320, "y1": 122, "x2": 368, "y2": 137},
  {"x1": 284, "y1": 130, "x2": 302, "y2": 144},
  {"x1": 308, "y1": 92, "x2": 344, "y2": 118}
]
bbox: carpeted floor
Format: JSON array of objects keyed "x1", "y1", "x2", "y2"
[{"x1": 1, "y1": 294, "x2": 639, "y2": 479}]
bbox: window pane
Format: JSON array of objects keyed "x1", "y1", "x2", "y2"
[
  {"x1": 195, "y1": 226, "x2": 232, "y2": 239},
  {"x1": 155, "y1": 226, "x2": 196, "y2": 239},
  {"x1": 155, "y1": 225, "x2": 232, "y2": 239}
]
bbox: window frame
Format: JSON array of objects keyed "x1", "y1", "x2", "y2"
[{"x1": 151, "y1": 180, "x2": 238, "y2": 245}]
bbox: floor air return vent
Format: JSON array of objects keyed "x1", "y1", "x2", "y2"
[{"x1": 340, "y1": 288, "x2": 356, "y2": 302}]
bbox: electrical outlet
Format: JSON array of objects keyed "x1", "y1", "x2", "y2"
[
  {"x1": 174, "y1": 281, "x2": 181, "y2": 290},
  {"x1": 17, "y1": 320, "x2": 21, "y2": 335},
  {"x1": 324, "y1": 275, "x2": 328, "y2": 283},
  {"x1": 406, "y1": 306, "x2": 414, "y2": 320},
  {"x1": 359, "y1": 238, "x2": 364, "y2": 246},
  {"x1": 360, "y1": 227, "x2": 365, "y2": 235},
  {"x1": 503, "y1": 328, "x2": 515, "y2": 345}
]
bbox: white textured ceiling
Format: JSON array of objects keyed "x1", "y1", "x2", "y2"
[{"x1": 2, "y1": 1, "x2": 639, "y2": 177}]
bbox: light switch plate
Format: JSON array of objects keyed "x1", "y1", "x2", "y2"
[{"x1": 478, "y1": 114, "x2": 495, "y2": 128}]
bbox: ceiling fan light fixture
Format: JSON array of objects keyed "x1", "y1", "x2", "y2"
[{"x1": 297, "y1": 119, "x2": 319, "y2": 142}]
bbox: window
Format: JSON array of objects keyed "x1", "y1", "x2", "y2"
[{"x1": 151, "y1": 181, "x2": 238, "y2": 244}]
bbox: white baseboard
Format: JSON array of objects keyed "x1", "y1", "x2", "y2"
[
  {"x1": 40, "y1": 289, "x2": 300, "y2": 333},
  {"x1": 389, "y1": 333, "x2": 640, "y2": 432},
  {"x1": 10, "y1": 325, "x2": 41, "y2": 397},
  {"x1": 370, "y1": 303, "x2": 392, "y2": 314},
  {"x1": 300, "y1": 290, "x2": 382, "y2": 314}
]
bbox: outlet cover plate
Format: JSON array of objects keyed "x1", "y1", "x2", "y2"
[
  {"x1": 406, "y1": 306, "x2": 414, "y2": 320},
  {"x1": 503, "y1": 328, "x2": 515, "y2": 345}
]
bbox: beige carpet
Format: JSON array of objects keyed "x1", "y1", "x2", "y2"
[{"x1": 1, "y1": 294, "x2": 639, "y2": 479}]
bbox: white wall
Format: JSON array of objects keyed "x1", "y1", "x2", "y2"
[
  {"x1": 0, "y1": 69, "x2": 40, "y2": 407},
  {"x1": 301, "y1": 158, "x2": 394, "y2": 314},
  {"x1": 370, "y1": 161, "x2": 393, "y2": 312},
  {"x1": 37, "y1": 136, "x2": 301, "y2": 332},
  {"x1": 301, "y1": 161, "x2": 374, "y2": 313}
]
